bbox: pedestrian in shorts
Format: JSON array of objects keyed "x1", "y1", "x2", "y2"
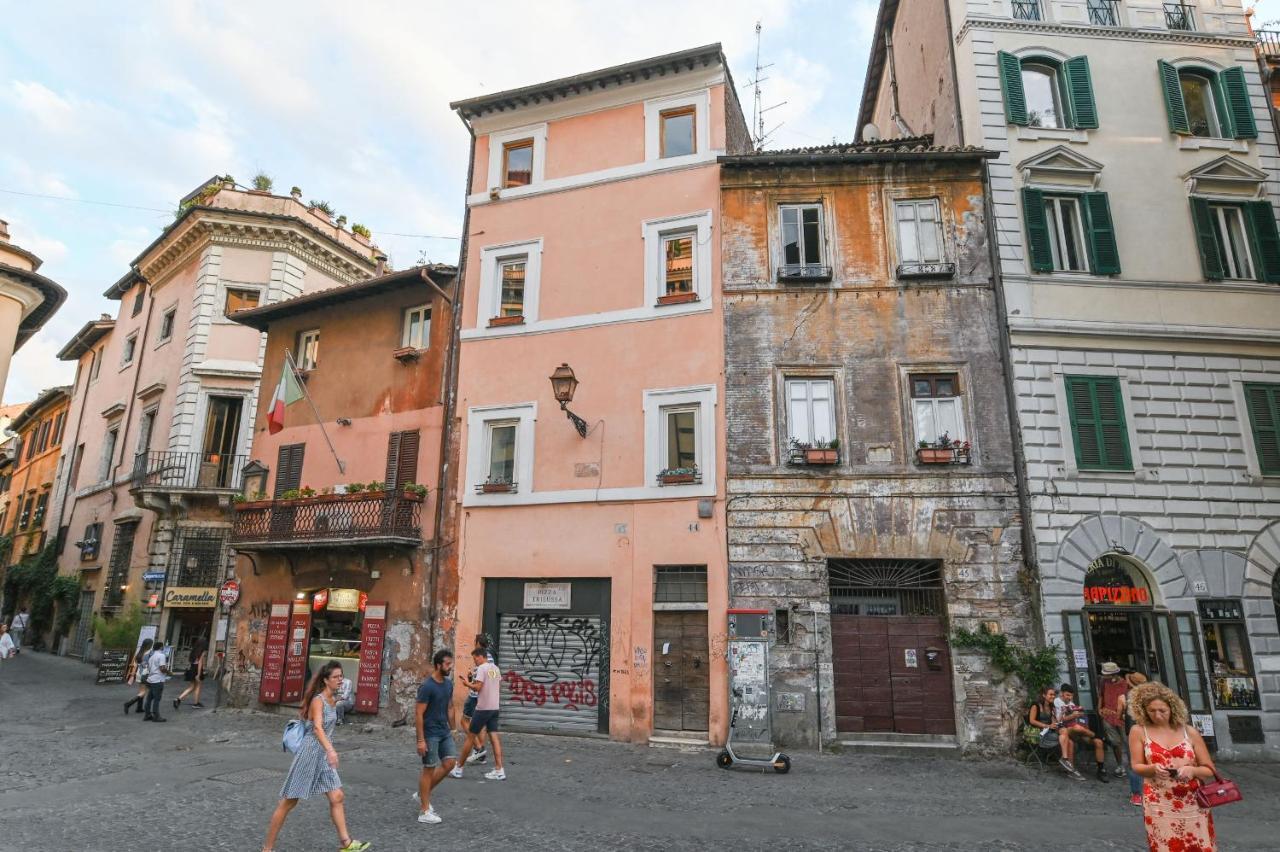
[
  {"x1": 415, "y1": 650, "x2": 458, "y2": 825},
  {"x1": 457, "y1": 633, "x2": 494, "y2": 767},
  {"x1": 452, "y1": 647, "x2": 506, "y2": 780}
]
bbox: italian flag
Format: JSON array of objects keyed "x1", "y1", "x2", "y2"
[{"x1": 266, "y1": 359, "x2": 305, "y2": 434}]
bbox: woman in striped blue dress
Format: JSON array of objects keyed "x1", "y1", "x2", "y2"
[{"x1": 262, "y1": 661, "x2": 370, "y2": 852}]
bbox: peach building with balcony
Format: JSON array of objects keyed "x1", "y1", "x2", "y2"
[
  {"x1": 51, "y1": 179, "x2": 378, "y2": 670},
  {"x1": 447, "y1": 45, "x2": 751, "y2": 744}
]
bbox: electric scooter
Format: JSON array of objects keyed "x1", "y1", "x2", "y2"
[{"x1": 715, "y1": 697, "x2": 791, "y2": 773}]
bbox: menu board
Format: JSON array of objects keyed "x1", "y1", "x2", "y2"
[
  {"x1": 355, "y1": 603, "x2": 387, "y2": 713},
  {"x1": 258, "y1": 602, "x2": 292, "y2": 704},
  {"x1": 281, "y1": 601, "x2": 312, "y2": 704},
  {"x1": 95, "y1": 650, "x2": 131, "y2": 684}
]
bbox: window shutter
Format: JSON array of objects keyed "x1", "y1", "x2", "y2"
[
  {"x1": 1082, "y1": 192, "x2": 1120, "y2": 275},
  {"x1": 274, "y1": 443, "x2": 305, "y2": 497},
  {"x1": 1219, "y1": 66, "x2": 1257, "y2": 139},
  {"x1": 1189, "y1": 198, "x2": 1224, "y2": 281},
  {"x1": 384, "y1": 431, "x2": 402, "y2": 487},
  {"x1": 1244, "y1": 385, "x2": 1280, "y2": 475},
  {"x1": 1063, "y1": 56, "x2": 1098, "y2": 129},
  {"x1": 998, "y1": 51, "x2": 1028, "y2": 126},
  {"x1": 1065, "y1": 376, "x2": 1131, "y2": 471},
  {"x1": 1021, "y1": 188, "x2": 1054, "y2": 272},
  {"x1": 1158, "y1": 60, "x2": 1189, "y2": 134},
  {"x1": 1245, "y1": 201, "x2": 1280, "y2": 283},
  {"x1": 397, "y1": 431, "x2": 420, "y2": 489}
]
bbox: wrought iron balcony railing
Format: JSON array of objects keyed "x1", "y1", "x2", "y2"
[
  {"x1": 1011, "y1": 0, "x2": 1042, "y2": 22},
  {"x1": 1164, "y1": 3, "x2": 1194, "y2": 31},
  {"x1": 132, "y1": 450, "x2": 246, "y2": 491},
  {"x1": 231, "y1": 492, "x2": 423, "y2": 548},
  {"x1": 1257, "y1": 30, "x2": 1280, "y2": 58},
  {"x1": 776, "y1": 264, "x2": 833, "y2": 284},
  {"x1": 1087, "y1": 0, "x2": 1120, "y2": 27}
]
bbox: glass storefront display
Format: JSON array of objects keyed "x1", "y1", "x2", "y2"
[
  {"x1": 1198, "y1": 599, "x2": 1260, "y2": 710},
  {"x1": 305, "y1": 588, "x2": 365, "y2": 682}
]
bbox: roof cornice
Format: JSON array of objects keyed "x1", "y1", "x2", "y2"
[
  {"x1": 0, "y1": 263, "x2": 68, "y2": 350},
  {"x1": 56, "y1": 318, "x2": 114, "y2": 361},
  {"x1": 953, "y1": 18, "x2": 1256, "y2": 50}
]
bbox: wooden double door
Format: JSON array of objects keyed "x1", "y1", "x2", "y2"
[
  {"x1": 653, "y1": 611, "x2": 709, "y2": 733},
  {"x1": 832, "y1": 614, "x2": 956, "y2": 735}
]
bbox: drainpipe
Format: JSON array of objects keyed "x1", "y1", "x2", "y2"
[
  {"x1": 885, "y1": 32, "x2": 915, "y2": 138},
  {"x1": 426, "y1": 121, "x2": 475, "y2": 659},
  {"x1": 979, "y1": 160, "x2": 1044, "y2": 644}
]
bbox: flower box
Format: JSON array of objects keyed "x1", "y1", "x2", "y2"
[
  {"x1": 477, "y1": 481, "x2": 516, "y2": 494},
  {"x1": 400, "y1": 489, "x2": 426, "y2": 503},
  {"x1": 915, "y1": 446, "x2": 971, "y2": 465},
  {"x1": 657, "y1": 469, "x2": 701, "y2": 486},
  {"x1": 489, "y1": 315, "x2": 524, "y2": 328},
  {"x1": 803, "y1": 448, "x2": 839, "y2": 465},
  {"x1": 392, "y1": 347, "x2": 422, "y2": 363},
  {"x1": 656, "y1": 292, "x2": 699, "y2": 306}
]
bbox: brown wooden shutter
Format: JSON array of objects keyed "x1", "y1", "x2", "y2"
[
  {"x1": 274, "y1": 443, "x2": 305, "y2": 497},
  {"x1": 384, "y1": 430, "x2": 420, "y2": 489}
]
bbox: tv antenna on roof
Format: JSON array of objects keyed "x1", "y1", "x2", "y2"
[{"x1": 747, "y1": 21, "x2": 787, "y2": 150}]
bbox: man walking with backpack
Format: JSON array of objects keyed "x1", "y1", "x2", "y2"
[{"x1": 143, "y1": 642, "x2": 170, "y2": 722}]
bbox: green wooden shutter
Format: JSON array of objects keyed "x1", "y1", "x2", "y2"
[
  {"x1": 1082, "y1": 192, "x2": 1120, "y2": 274},
  {"x1": 998, "y1": 51, "x2": 1028, "y2": 126},
  {"x1": 1065, "y1": 376, "x2": 1132, "y2": 471},
  {"x1": 1189, "y1": 198, "x2": 1224, "y2": 281},
  {"x1": 1244, "y1": 384, "x2": 1280, "y2": 475},
  {"x1": 1063, "y1": 56, "x2": 1098, "y2": 129},
  {"x1": 1219, "y1": 66, "x2": 1257, "y2": 139},
  {"x1": 1158, "y1": 60, "x2": 1189, "y2": 134},
  {"x1": 1245, "y1": 201, "x2": 1280, "y2": 283},
  {"x1": 1021, "y1": 188, "x2": 1054, "y2": 272}
]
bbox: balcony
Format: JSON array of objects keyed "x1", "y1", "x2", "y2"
[
  {"x1": 1087, "y1": 0, "x2": 1120, "y2": 27},
  {"x1": 1164, "y1": 3, "x2": 1194, "y2": 31},
  {"x1": 132, "y1": 450, "x2": 246, "y2": 493},
  {"x1": 776, "y1": 264, "x2": 833, "y2": 285},
  {"x1": 1258, "y1": 30, "x2": 1280, "y2": 59},
  {"x1": 230, "y1": 491, "x2": 423, "y2": 550},
  {"x1": 1011, "y1": 0, "x2": 1042, "y2": 22}
]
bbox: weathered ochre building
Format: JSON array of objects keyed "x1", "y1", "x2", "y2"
[{"x1": 720, "y1": 140, "x2": 1031, "y2": 753}]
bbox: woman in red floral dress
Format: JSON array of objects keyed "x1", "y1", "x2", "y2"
[{"x1": 1127, "y1": 681, "x2": 1217, "y2": 852}]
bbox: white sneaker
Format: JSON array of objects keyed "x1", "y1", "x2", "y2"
[
  {"x1": 484, "y1": 768, "x2": 506, "y2": 781},
  {"x1": 449, "y1": 766, "x2": 463, "y2": 779},
  {"x1": 417, "y1": 808, "x2": 441, "y2": 824},
  {"x1": 466, "y1": 749, "x2": 488, "y2": 765}
]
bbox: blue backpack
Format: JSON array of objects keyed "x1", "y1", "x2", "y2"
[{"x1": 282, "y1": 719, "x2": 311, "y2": 753}]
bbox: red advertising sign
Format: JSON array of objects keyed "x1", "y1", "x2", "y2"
[
  {"x1": 281, "y1": 601, "x2": 312, "y2": 704},
  {"x1": 355, "y1": 602, "x2": 387, "y2": 713},
  {"x1": 258, "y1": 601, "x2": 292, "y2": 704},
  {"x1": 219, "y1": 579, "x2": 241, "y2": 609}
]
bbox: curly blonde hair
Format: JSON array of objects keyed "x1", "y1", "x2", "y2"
[{"x1": 1127, "y1": 681, "x2": 1189, "y2": 728}]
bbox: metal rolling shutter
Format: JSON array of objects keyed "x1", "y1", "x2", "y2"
[{"x1": 497, "y1": 613, "x2": 604, "y2": 734}]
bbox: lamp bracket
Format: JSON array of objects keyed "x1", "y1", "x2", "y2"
[{"x1": 560, "y1": 402, "x2": 588, "y2": 438}]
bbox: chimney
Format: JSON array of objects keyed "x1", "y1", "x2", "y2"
[
  {"x1": 0, "y1": 220, "x2": 9, "y2": 243},
  {"x1": 374, "y1": 252, "x2": 388, "y2": 277}
]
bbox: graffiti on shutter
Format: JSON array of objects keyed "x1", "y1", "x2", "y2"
[{"x1": 498, "y1": 613, "x2": 605, "y2": 733}]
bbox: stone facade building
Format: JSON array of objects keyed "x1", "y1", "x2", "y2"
[
  {"x1": 720, "y1": 141, "x2": 1030, "y2": 753},
  {"x1": 861, "y1": 0, "x2": 1280, "y2": 758}
]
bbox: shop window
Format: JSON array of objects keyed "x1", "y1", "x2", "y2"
[
  {"x1": 1197, "y1": 599, "x2": 1260, "y2": 709},
  {"x1": 307, "y1": 587, "x2": 367, "y2": 675},
  {"x1": 296, "y1": 329, "x2": 320, "y2": 371}
]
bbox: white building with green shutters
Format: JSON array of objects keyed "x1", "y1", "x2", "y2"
[{"x1": 859, "y1": 0, "x2": 1280, "y2": 759}]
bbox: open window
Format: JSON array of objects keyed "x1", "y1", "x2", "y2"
[
  {"x1": 224, "y1": 286, "x2": 261, "y2": 315},
  {"x1": 1189, "y1": 199, "x2": 1280, "y2": 283},
  {"x1": 911, "y1": 373, "x2": 970, "y2": 465},
  {"x1": 1022, "y1": 188, "x2": 1120, "y2": 275},
  {"x1": 658, "y1": 406, "x2": 700, "y2": 485},
  {"x1": 778, "y1": 203, "x2": 831, "y2": 283}
]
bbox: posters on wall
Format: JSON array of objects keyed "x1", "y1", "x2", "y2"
[
  {"x1": 258, "y1": 602, "x2": 292, "y2": 704},
  {"x1": 355, "y1": 602, "x2": 387, "y2": 713}
]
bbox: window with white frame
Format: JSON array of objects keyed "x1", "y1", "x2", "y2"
[
  {"x1": 121, "y1": 333, "x2": 137, "y2": 366},
  {"x1": 780, "y1": 204, "x2": 825, "y2": 269},
  {"x1": 402, "y1": 304, "x2": 430, "y2": 349},
  {"x1": 644, "y1": 91, "x2": 709, "y2": 163},
  {"x1": 659, "y1": 106, "x2": 696, "y2": 158},
  {"x1": 910, "y1": 373, "x2": 966, "y2": 447},
  {"x1": 502, "y1": 139, "x2": 534, "y2": 188},
  {"x1": 296, "y1": 329, "x2": 320, "y2": 370},
  {"x1": 498, "y1": 259, "x2": 526, "y2": 318},
  {"x1": 1043, "y1": 195, "x2": 1088, "y2": 272},
  {"x1": 662, "y1": 232, "x2": 695, "y2": 299},
  {"x1": 478, "y1": 240, "x2": 542, "y2": 329},
  {"x1": 486, "y1": 421, "x2": 518, "y2": 486},
  {"x1": 1208, "y1": 204, "x2": 1256, "y2": 280},
  {"x1": 786, "y1": 378, "x2": 837, "y2": 446},
  {"x1": 485, "y1": 125, "x2": 546, "y2": 192},
  {"x1": 643, "y1": 213, "x2": 711, "y2": 307},
  {"x1": 91, "y1": 347, "x2": 103, "y2": 381},
  {"x1": 661, "y1": 406, "x2": 699, "y2": 474},
  {"x1": 895, "y1": 199, "x2": 944, "y2": 264}
]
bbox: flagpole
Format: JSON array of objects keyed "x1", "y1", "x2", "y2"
[{"x1": 285, "y1": 349, "x2": 346, "y2": 475}]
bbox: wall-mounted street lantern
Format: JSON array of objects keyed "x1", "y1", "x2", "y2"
[{"x1": 549, "y1": 363, "x2": 589, "y2": 438}]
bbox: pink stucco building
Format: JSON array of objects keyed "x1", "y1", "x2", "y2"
[
  {"x1": 52, "y1": 179, "x2": 377, "y2": 670},
  {"x1": 448, "y1": 45, "x2": 751, "y2": 744}
]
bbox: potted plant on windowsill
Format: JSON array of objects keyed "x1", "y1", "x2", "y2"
[
  {"x1": 657, "y1": 466, "x2": 700, "y2": 485},
  {"x1": 656, "y1": 291, "x2": 699, "y2": 306},
  {"x1": 401, "y1": 483, "x2": 428, "y2": 502},
  {"x1": 791, "y1": 437, "x2": 839, "y2": 465},
  {"x1": 916, "y1": 434, "x2": 971, "y2": 465},
  {"x1": 489, "y1": 315, "x2": 524, "y2": 328},
  {"x1": 477, "y1": 477, "x2": 516, "y2": 494}
]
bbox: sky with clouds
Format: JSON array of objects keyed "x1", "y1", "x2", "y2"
[{"x1": 1, "y1": 0, "x2": 1276, "y2": 406}]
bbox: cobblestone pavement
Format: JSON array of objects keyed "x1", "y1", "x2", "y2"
[{"x1": 3, "y1": 653, "x2": 1278, "y2": 851}]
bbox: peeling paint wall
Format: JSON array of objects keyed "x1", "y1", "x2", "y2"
[{"x1": 721, "y1": 156, "x2": 1030, "y2": 752}]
